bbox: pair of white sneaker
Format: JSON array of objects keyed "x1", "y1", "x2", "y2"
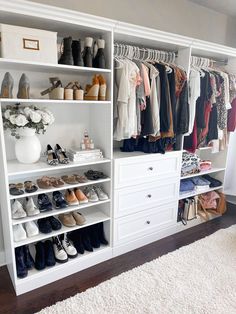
[
  {"x1": 13, "y1": 221, "x2": 39, "y2": 242},
  {"x1": 53, "y1": 234, "x2": 77, "y2": 263},
  {"x1": 84, "y1": 186, "x2": 108, "y2": 202},
  {"x1": 12, "y1": 198, "x2": 40, "y2": 219}
]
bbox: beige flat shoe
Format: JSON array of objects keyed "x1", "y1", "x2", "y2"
[
  {"x1": 58, "y1": 213, "x2": 76, "y2": 227},
  {"x1": 72, "y1": 211, "x2": 86, "y2": 225}
]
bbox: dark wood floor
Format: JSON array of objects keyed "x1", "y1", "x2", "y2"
[{"x1": 1, "y1": 203, "x2": 236, "y2": 314}]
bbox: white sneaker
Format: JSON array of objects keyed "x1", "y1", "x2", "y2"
[
  {"x1": 61, "y1": 233, "x2": 78, "y2": 258},
  {"x1": 94, "y1": 186, "x2": 108, "y2": 201},
  {"x1": 24, "y1": 197, "x2": 40, "y2": 217},
  {"x1": 11, "y1": 200, "x2": 27, "y2": 219},
  {"x1": 13, "y1": 224, "x2": 27, "y2": 242},
  {"x1": 84, "y1": 187, "x2": 99, "y2": 202},
  {"x1": 24, "y1": 221, "x2": 39, "y2": 237},
  {"x1": 53, "y1": 236, "x2": 68, "y2": 263}
]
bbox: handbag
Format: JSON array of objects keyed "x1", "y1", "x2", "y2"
[{"x1": 183, "y1": 197, "x2": 198, "y2": 221}]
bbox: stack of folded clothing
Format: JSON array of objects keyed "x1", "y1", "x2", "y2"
[
  {"x1": 181, "y1": 152, "x2": 200, "y2": 177},
  {"x1": 199, "y1": 160, "x2": 212, "y2": 171},
  {"x1": 67, "y1": 148, "x2": 104, "y2": 162},
  {"x1": 180, "y1": 175, "x2": 222, "y2": 195},
  {"x1": 202, "y1": 175, "x2": 222, "y2": 188},
  {"x1": 191, "y1": 177, "x2": 210, "y2": 192},
  {"x1": 180, "y1": 179, "x2": 195, "y2": 194}
]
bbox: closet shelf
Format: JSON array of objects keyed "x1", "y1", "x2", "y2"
[
  {"x1": 14, "y1": 209, "x2": 110, "y2": 247},
  {"x1": 0, "y1": 58, "x2": 112, "y2": 74},
  {"x1": 0, "y1": 99, "x2": 111, "y2": 105},
  {"x1": 7, "y1": 158, "x2": 111, "y2": 177},
  {"x1": 176, "y1": 212, "x2": 221, "y2": 231},
  {"x1": 16, "y1": 245, "x2": 111, "y2": 283},
  {"x1": 12, "y1": 199, "x2": 110, "y2": 225},
  {"x1": 180, "y1": 167, "x2": 225, "y2": 180},
  {"x1": 178, "y1": 186, "x2": 223, "y2": 200},
  {"x1": 9, "y1": 178, "x2": 111, "y2": 200}
]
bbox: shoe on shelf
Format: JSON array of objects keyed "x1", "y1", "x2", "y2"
[
  {"x1": 25, "y1": 221, "x2": 39, "y2": 238},
  {"x1": 44, "y1": 240, "x2": 56, "y2": 267},
  {"x1": 1, "y1": 72, "x2": 14, "y2": 98},
  {"x1": 97, "y1": 222, "x2": 108, "y2": 245},
  {"x1": 84, "y1": 187, "x2": 99, "y2": 202},
  {"x1": 15, "y1": 247, "x2": 28, "y2": 278},
  {"x1": 23, "y1": 197, "x2": 40, "y2": 217},
  {"x1": 11, "y1": 199, "x2": 27, "y2": 219},
  {"x1": 48, "y1": 216, "x2": 62, "y2": 231},
  {"x1": 37, "y1": 176, "x2": 53, "y2": 189},
  {"x1": 84, "y1": 170, "x2": 107, "y2": 180},
  {"x1": 37, "y1": 218, "x2": 52, "y2": 234},
  {"x1": 46, "y1": 144, "x2": 59, "y2": 166},
  {"x1": 37, "y1": 194, "x2": 53, "y2": 212},
  {"x1": 74, "y1": 188, "x2": 88, "y2": 204},
  {"x1": 41, "y1": 77, "x2": 64, "y2": 100},
  {"x1": 72, "y1": 211, "x2": 86, "y2": 225},
  {"x1": 98, "y1": 75, "x2": 107, "y2": 101},
  {"x1": 73, "y1": 174, "x2": 88, "y2": 183},
  {"x1": 83, "y1": 37, "x2": 93, "y2": 67},
  {"x1": 84, "y1": 75, "x2": 99, "y2": 101},
  {"x1": 52, "y1": 191, "x2": 68, "y2": 209},
  {"x1": 49, "y1": 177, "x2": 65, "y2": 188},
  {"x1": 93, "y1": 39, "x2": 106, "y2": 69},
  {"x1": 81, "y1": 227, "x2": 93, "y2": 252},
  {"x1": 17, "y1": 73, "x2": 30, "y2": 99},
  {"x1": 13, "y1": 224, "x2": 27, "y2": 242},
  {"x1": 54, "y1": 144, "x2": 69, "y2": 164},
  {"x1": 68, "y1": 230, "x2": 84, "y2": 254},
  {"x1": 93, "y1": 185, "x2": 108, "y2": 201},
  {"x1": 88, "y1": 224, "x2": 101, "y2": 248},
  {"x1": 65, "y1": 189, "x2": 79, "y2": 206},
  {"x1": 58, "y1": 36, "x2": 73, "y2": 65},
  {"x1": 35, "y1": 241, "x2": 46, "y2": 270},
  {"x1": 24, "y1": 180, "x2": 38, "y2": 193},
  {"x1": 61, "y1": 233, "x2": 78, "y2": 258},
  {"x1": 9, "y1": 183, "x2": 24, "y2": 196},
  {"x1": 23, "y1": 245, "x2": 34, "y2": 269},
  {"x1": 52, "y1": 236, "x2": 68, "y2": 263},
  {"x1": 61, "y1": 175, "x2": 78, "y2": 185},
  {"x1": 72, "y1": 40, "x2": 84, "y2": 66},
  {"x1": 58, "y1": 213, "x2": 76, "y2": 227}
]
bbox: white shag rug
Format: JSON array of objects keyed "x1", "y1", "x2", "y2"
[{"x1": 38, "y1": 226, "x2": 236, "y2": 314}]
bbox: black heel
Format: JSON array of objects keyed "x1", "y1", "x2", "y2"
[
  {"x1": 55, "y1": 144, "x2": 69, "y2": 164},
  {"x1": 46, "y1": 144, "x2": 58, "y2": 166}
]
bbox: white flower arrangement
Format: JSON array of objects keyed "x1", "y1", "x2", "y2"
[{"x1": 2, "y1": 104, "x2": 55, "y2": 138}]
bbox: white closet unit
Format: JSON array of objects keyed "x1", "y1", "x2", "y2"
[{"x1": 0, "y1": 0, "x2": 235, "y2": 295}]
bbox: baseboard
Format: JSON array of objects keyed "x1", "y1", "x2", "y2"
[
  {"x1": 226, "y1": 195, "x2": 236, "y2": 205},
  {"x1": 0, "y1": 250, "x2": 5, "y2": 266}
]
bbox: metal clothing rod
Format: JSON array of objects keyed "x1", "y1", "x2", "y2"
[{"x1": 114, "y1": 42, "x2": 178, "y2": 63}]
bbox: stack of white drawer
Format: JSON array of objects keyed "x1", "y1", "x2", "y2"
[{"x1": 113, "y1": 151, "x2": 182, "y2": 256}]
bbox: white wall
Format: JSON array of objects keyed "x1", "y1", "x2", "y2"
[
  {"x1": 0, "y1": 0, "x2": 235, "y2": 264},
  {"x1": 30, "y1": 0, "x2": 236, "y2": 47}
]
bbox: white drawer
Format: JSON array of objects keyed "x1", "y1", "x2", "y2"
[
  {"x1": 114, "y1": 152, "x2": 181, "y2": 188},
  {"x1": 114, "y1": 178, "x2": 179, "y2": 218},
  {"x1": 114, "y1": 202, "x2": 177, "y2": 245}
]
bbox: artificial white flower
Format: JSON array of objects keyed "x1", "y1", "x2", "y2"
[
  {"x1": 43, "y1": 109, "x2": 55, "y2": 125},
  {"x1": 40, "y1": 111, "x2": 51, "y2": 124},
  {"x1": 10, "y1": 114, "x2": 17, "y2": 125},
  {"x1": 15, "y1": 114, "x2": 28, "y2": 127},
  {"x1": 4, "y1": 109, "x2": 11, "y2": 120},
  {"x1": 24, "y1": 107, "x2": 32, "y2": 117},
  {"x1": 30, "y1": 111, "x2": 41, "y2": 123}
]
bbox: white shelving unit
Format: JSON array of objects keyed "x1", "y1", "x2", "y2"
[{"x1": 0, "y1": 0, "x2": 235, "y2": 295}]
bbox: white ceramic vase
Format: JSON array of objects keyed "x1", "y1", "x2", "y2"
[{"x1": 15, "y1": 128, "x2": 41, "y2": 164}]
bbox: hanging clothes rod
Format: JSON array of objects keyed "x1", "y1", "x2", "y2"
[
  {"x1": 114, "y1": 42, "x2": 178, "y2": 63},
  {"x1": 191, "y1": 55, "x2": 228, "y2": 67}
]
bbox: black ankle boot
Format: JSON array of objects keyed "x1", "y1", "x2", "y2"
[
  {"x1": 89, "y1": 225, "x2": 100, "y2": 248},
  {"x1": 93, "y1": 39, "x2": 106, "y2": 68},
  {"x1": 72, "y1": 40, "x2": 84, "y2": 66},
  {"x1": 59, "y1": 37, "x2": 73, "y2": 65},
  {"x1": 97, "y1": 222, "x2": 108, "y2": 245},
  {"x1": 15, "y1": 247, "x2": 28, "y2": 278},
  {"x1": 68, "y1": 230, "x2": 84, "y2": 254},
  {"x1": 23, "y1": 245, "x2": 34, "y2": 269},
  {"x1": 83, "y1": 37, "x2": 93, "y2": 67},
  {"x1": 44, "y1": 240, "x2": 56, "y2": 267},
  {"x1": 35, "y1": 241, "x2": 46, "y2": 270},
  {"x1": 81, "y1": 227, "x2": 93, "y2": 252}
]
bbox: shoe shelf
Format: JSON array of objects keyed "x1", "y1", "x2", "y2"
[
  {"x1": 7, "y1": 158, "x2": 111, "y2": 177},
  {"x1": 180, "y1": 167, "x2": 226, "y2": 180},
  {"x1": 178, "y1": 186, "x2": 223, "y2": 200},
  {"x1": 12, "y1": 199, "x2": 110, "y2": 225},
  {"x1": 10, "y1": 177, "x2": 111, "y2": 200},
  {"x1": 0, "y1": 99, "x2": 111, "y2": 105},
  {"x1": 17, "y1": 245, "x2": 111, "y2": 283},
  {"x1": 0, "y1": 58, "x2": 112, "y2": 74},
  {"x1": 13, "y1": 208, "x2": 110, "y2": 247}
]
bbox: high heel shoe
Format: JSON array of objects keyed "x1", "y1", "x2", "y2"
[
  {"x1": 17, "y1": 73, "x2": 30, "y2": 99},
  {"x1": 46, "y1": 144, "x2": 58, "y2": 166},
  {"x1": 93, "y1": 39, "x2": 106, "y2": 68},
  {"x1": 83, "y1": 37, "x2": 93, "y2": 67},
  {"x1": 58, "y1": 37, "x2": 73, "y2": 65},
  {"x1": 84, "y1": 75, "x2": 99, "y2": 101},
  {"x1": 54, "y1": 144, "x2": 69, "y2": 164},
  {"x1": 98, "y1": 75, "x2": 106, "y2": 101},
  {"x1": 1, "y1": 72, "x2": 14, "y2": 98}
]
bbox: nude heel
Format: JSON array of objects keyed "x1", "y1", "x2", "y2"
[
  {"x1": 1, "y1": 72, "x2": 14, "y2": 98},
  {"x1": 84, "y1": 75, "x2": 99, "y2": 101},
  {"x1": 98, "y1": 75, "x2": 106, "y2": 101},
  {"x1": 17, "y1": 73, "x2": 30, "y2": 99}
]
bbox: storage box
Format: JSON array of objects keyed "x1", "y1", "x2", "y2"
[{"x1": 0, "y1": 23, "x2": 58, "y2": 64}]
